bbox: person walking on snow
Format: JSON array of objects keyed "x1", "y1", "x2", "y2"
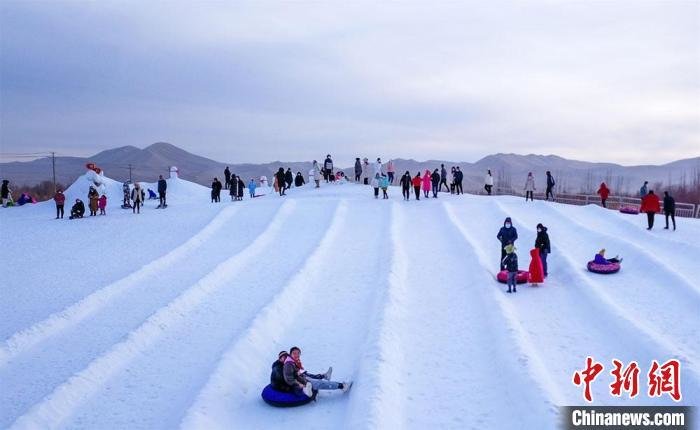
[
  {"x1": 211, "y1": 177, "x2": 223, "y2": 202},
  {"x1": 596, "y1": 182, "x2": 610, "y2": 208},
  {"x1": 323, "y1": 155, "x2": 334, "y2": 182},
  {"x1": 431, "y1": 169, "x2": 440, "y2": 198},
  {"x1": 373, "y1": 158, "x2": 383, "y2": 177},
  {"x1": 400, "y1": 171, "x2": 412, "y2": 200},
  {"x1": 236, "y1": 176, "x2": 245, "y2": 200},
  {"x1": 534, "y1": 223, "x2": 550, "y2": 277},
  {"x1": 157, "y1": 175, "x2": 167, "y2": 208},
  {"x1": 497, "y1": 217, "x2": 518, "y2": 270},
  {"x1": 224, "y1": 166, "x2": 231, "y2": 190},
  {"x1": 248, "y1": 178, "x2": 257, "y2": 198},
  {"x1": 379, "y1": 173, "x2": 389, "y2": 199},
  {"x1": 412, "y1": 173, "x2": 422, "y2": 200},
  {"x1": 639, "y1": 181, "x2": 648, "y2": 198},
  {"x1": 371, "y1": 173, "x2": 380, "y2": 199},
  {"x1": 87, "y1": 186, "x2": 99, "y2": 216},
  {"x1": 285, "y1": 168, "x2": 293, "y2": 190},
  {"x1": 276, "y1": 168, "x2": 287, "y2": 196},
  {"x1": 98, "y1": 194, "x2": 107, "y2": 215},
  {"x1": 545, "y1": 171, "x2": 555, "y2": 200},
  {"x1": 361, "y1": 158, "x2": 370, "y2": 185},
  {"x1": 484, "y1": 170, "x2": 494, "y2": 195},
  {"x1": 131, "y1": 182, "x2": 146, "y2": 213},
  {"x1": 386, "y1": 159, "x2": 395, "y2": 184},
  {"x1": 454, "y1": 167, "x2": 464, "y2": 194},
  {"x1": 450, "y1": 167, "x2": 457, "y2": 194},
  {"x1": 524, "y1": 172, "x2": 535, "y2": 202},
  {"x1": 663, "y1": 191, "x2": 676, "y2": 231},
  {"x1": 640, "y1": 190, "x2": 660, "y2": 230},
  {"x1": 229, "y1": 176, "x2": 238, "y2": 201},
  {"x1": 421, "y1": 170, "x2": 431, "y2": 198},
  {"x1": 354, "y1": 158, "x2": 362, "y2": 182},
  {"x1": 502, "y1": 244, "x2": 519, "y2": 293},
  {"x1": 1, "y1": 179, "x2": 11, "y2": 207},
  {"x1": 439, "y1": 164, "x2": 450, "y2": 192},
  {"x1": 53, "y1": 188, "x2": 66, "y2": 219}
]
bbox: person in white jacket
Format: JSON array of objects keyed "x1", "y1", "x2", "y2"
[
  {"x1": 311, "y1": 160, "x2": 322, "y2": 188},
  {"x1": 373, "y1": 158, "x2": 383, "y2": 177},
  {"x1": 484, "y1": 170, "x2": 494, "y2": 195},
  {"x1": 524, "y1": 172, "x2": 536, "y2": 202}
]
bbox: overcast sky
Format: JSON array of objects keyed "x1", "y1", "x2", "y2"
[{"x1": 1, "y1": 1, "x2": 698, "y2": 166}]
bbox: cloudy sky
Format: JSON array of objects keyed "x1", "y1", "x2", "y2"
[{"x1": 1, "y1": 1, "x2": 698, "y2": 166}]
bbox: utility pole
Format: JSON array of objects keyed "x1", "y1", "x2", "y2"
[{"x1": 51, "y1": 151, "x2": 56, "y2": 193}]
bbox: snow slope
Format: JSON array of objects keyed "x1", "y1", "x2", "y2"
[{"x1": 1, "y1": 179, "x2": 698, "y2": 429}]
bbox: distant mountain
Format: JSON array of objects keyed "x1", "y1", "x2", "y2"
[{"x1": 1, "y1": 144, "x2": 698, "y2": 195}]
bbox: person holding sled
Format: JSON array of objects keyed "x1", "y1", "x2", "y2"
[
  {"x1": 400, "y1": 171, "x2": 412, "y2": 201},
  {"x1": 534, "y1": 223, "x2": 550, "y2": 277},
  {"x1": 497, "y1": 217, "x2": 518, "y2": 270},
  {"x1": 282, "y1": 346, "x2": 350, "y2": 397},
  {"x1": 69, "y1": 199, "x2": 85, "y2": 219},
  {"x1": 54, "y1": 188, "x2": 66, "y2": 219},
  {"x1": 663, "y1": 191, "x2": 676, "y2": 231},
  {"x1": 502, "y1": 244, "x2": 519, "y2": 293},
  {"x1": 640, "y1": 190, "x2": 660, "y2": 230},
  {"x1": 596, "y1": 182, "x2": 610, "y2": 208}
]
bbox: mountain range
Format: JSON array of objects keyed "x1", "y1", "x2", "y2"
[{"x1": 1, "y1": 142, "x2": 698, "y2": 195}]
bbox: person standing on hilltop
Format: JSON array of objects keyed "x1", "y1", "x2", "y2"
[
  {"x1": 362, "y1": 158, "x2": 370, "y2": 185},
  {"x1": 596, "y1": 182, "x2": 610, "y2": 208},
  {"x1": 132, "y1": 182, "x2": 146, "y2": 213},
  {"x1": 88, "y1": 186, "x2": 99, "y2": 216},
  {"x1": 354, "y1": 158, "x2": 362, "y2": 182},
  {"x1": 400, "y1": 171, "x2": 412, "y2": 201},
  {"x1": 276, "y1": 168, "x2": 287, "y2": 196},
  {"x1": 439, "y1": 164, "x2": 449, "y2": 192},
  {"x1": 1, "y1": 179, "x2": 11, "y2": 207},
  {"x1": 157, "y1": 175, "x2": 167, "y2": 208},
  {"x1": 524, "y1": 172, "x2": 536, "y2": 202},
  {"x1": 640, "y1": 190, "x2": 660, "y2": 230},
  {"x1": 484, "y1": 170, "x2": 494, "y2": 195},
  {"x1": 312, "y1": 160, "x2": 322, "y2": 188},
  {"x1": 323, "y1": 155, "x2": 334, "y2": 183},
  {"x1": 545, "y1": 171, "x2": 555, "y2": 201},
  {"x1": 431, "y1": 169, "x2": 440, "y2": 198},
  {"x1": 421, "y1": 170, "x2": 431, "y2": 198},
  {"x1": 211, "y1": 177, "x2": 222, "y2": 203},
  {"x1": 373, "y1": 158, "x2": 383, "y2": 178},
  {"x1": 663, "y1": 191, "x2": 676, "y2": 231},
  {"x1": 53, "y1": 188, "x2": 66, "y2": 219},
  {"x1": 455, "y1": 167, "x2": 464, "y2": 195},
  {"x1": 386, "y1": 159, "x2": 395, "y2": 184},
  {"x1": 224, "y1": 166, "x2": 231, "y2": 190}
]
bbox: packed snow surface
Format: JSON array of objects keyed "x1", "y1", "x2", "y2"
[{"x1": 1, "y1": 175, "x2": 698, "y2": 429}]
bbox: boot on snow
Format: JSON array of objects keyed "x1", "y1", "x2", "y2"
[
  {"x1": 324, "y1": 366, "x2": 333, "y2": 381},
  {"x1": 340, "y1": 381, "x2": 353, "y2": 393}
]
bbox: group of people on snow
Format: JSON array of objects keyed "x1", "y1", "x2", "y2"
[{"x1": 496, "y1": 217, "x2": 550, "y2": 294}]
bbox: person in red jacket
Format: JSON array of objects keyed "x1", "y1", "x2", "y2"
[
  {"x1": 53, "y1": 189, "x2": 66, "y2": 219},
  {"x1": 640, "y1": 190, "x2": 661, "y2": 230},
  {"x1": 411, "y1": 173, "x2": 422, "y2": 200},
  {"x1": 596, "y1": 182, "x2": 610, "y2": 208}
]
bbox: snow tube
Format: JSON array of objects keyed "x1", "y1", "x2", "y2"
[
  {"x1": 619, "y1": 206, "x2": 639, "y2": 215},
  {"x1": 496, "y1": 270, "x2": 529, "y2": 284},
  {"x1": 587, "y1": 261, "x2": 621, "y2": 274},
  {"x1": 261, "y1": 384, "x2": 312, "y2": 407}
]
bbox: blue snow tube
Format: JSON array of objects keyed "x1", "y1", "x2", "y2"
[{"x1": 261, "y1": 384, "x2": 312, "y2": 407}]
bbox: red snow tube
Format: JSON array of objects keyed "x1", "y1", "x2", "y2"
[
  {"x1": 497, "y1": 270, "x2": 529, "y2": 284},
  {"x1": 619, "y1": 206, "x2": 639, "y2": 215},
  {"x1": 587, "y1": 261, "x2": 621, "y2": 274}
]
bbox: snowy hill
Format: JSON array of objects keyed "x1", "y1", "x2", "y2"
[{"x1": 1, "y1": 177, "x2": 698, "y2": 429}]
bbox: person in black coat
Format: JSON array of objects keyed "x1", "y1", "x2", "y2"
[
  {"x1": 276, "y1": 168, "x2": 286, "y2": 196},
  {"x1": 496, "y1": 217, "x2": 518, "y2": 270},
  {"x1": 454, "y1": 167, "x2": 463, "y2": 195},
  {"x1": 157, "y1": 175, "x2": 167, "y2": 208},
  {"x1": 400, "y1": 171, "x2": 411, "y2": 201},
  {"x1": 224, "y1": 167, "x2": 231, "y2": 189},
  {"x1": 270, "y1": 351, "x2": 291, "y2": 392},
  {"x1": 534, "y1": 223, "x2": 551, "y2": 277},
  {"x1": 229, "y1": 175, "x2": 237, "y2": 201},
  {"x1": 285, "y1": 168, "x2": 294, "y2": 190},
  {"x1": 663, "y1": 191, "x2": 676, "y2": 230},
  {"x1": 354, "y1": 158, "x2": 362, "y2": 182},
  {"x1": 295, "y1": 172, "x2": 305, "y2": 187},
  {"x1": 211, "y1": 177, "x2": 222, "y2": 202},
  {"x1": 545, "y1": 171, "x2": 555, "y2": 200},
  {"x1": 430, "y1": 169, "x2": 440, "y2": 198},
  {"x1": 237, "y1": 177, "x2": 245, "y2": 200},
  {"x1": 69, "y1": 199, "x2": 85, "y2": 219}
]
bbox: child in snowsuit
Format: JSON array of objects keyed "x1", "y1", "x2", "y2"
[
  {"x1": 502, "y1": 244, "x2": 518, "y2": 293},
  {"x1": 379, "y1": 174, "x2": 389, "y2": 199},
  {"x1": 371, "y1": 173, "x2": 380, "y2": 199},
  {"x1": 282, "y1": 346, "x2": 349, "y2": 397},
  {"x1": 98, "y1": 195, "x2": 107, "y2": 215},
  {"x1": 248, "y1": 179, "x2": 257, "y2": 198},
  {"x1": 593, "y1": 249, "x2": 622, "y2": 265}
]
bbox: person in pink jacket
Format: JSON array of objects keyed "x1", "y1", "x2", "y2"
[
  {"x1": 98, "y1": 194, "x2": 107, "y2": 215},
  {"x1": 422, "y1": 170, "x2": 431, "y2": 198}
]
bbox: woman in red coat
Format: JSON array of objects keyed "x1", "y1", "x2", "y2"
[
  {"x1": 640, "y1": 190, "x2": 661, "y2": 230},
  {"x1": 421, "y1": 170, "x2": 431, "y2": 198},
  {"x1": 596, "y1": 182, "x2": 610, "y2": 208},
  {"x1": 412, "y1": 173, "x2": 422, "y2": 200},
  {"x1": 528, "y1": 248, "x2": 544, "y2": 284}
]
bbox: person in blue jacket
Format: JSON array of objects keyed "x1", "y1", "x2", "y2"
[
  {"x1": 497, "y1": 217, "x2": 518, "y2": 270},
  {"x1": 248, "y1": 178, "x2": 257, "y2": 198}
]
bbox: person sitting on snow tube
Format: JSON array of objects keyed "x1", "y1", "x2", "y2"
[
  {"x1": 588, "y1": 249, "x2": 622, "y2": 274},
  {"x1": 69, "y1": 199, "x2": 85, "y2": 219},
  {"x1": 262, "y1": 350, "x2": 313, "y2": 407}
]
